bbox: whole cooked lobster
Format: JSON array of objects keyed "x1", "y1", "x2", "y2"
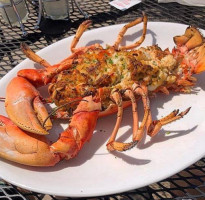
[{"x1": 0, "y1": 13, "x2": 205, "y2": 166}]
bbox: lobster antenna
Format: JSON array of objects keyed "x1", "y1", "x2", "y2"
[{"x1": 42, "y1": 99, "x2": 88, "y2": 128}]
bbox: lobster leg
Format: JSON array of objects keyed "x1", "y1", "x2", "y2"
[
  {"x1": 107, "y1": 83, "x2": 152, "y2": 152},
  {"x1": 113, "y1": 12, "x2": 147, "y2": 50},
  {"x1": 106, "y1": 91, "x2": 138, "y2": 152},
  {"x1": 124, "y1": 87, "x2": 152, "y2": 137},
  {"x1": 147, "y1": 107, "x2": 191, "y2": 137},
  {"x1": 132, "y1": 83, "x2": 191, "y2": 139},
  {"x1": 106, "y1": 83, "x2": 190, "y2": 153},
  {"x1": 21, "y1": 43, "x2": 52, "y2": 68},
  {"x1": 141, "y1": 84, "x2": 153, "y2": 132},
  {"x1": 132, "y1": 83, "x2": 150, "y2": 142},
  {"x1": 71, "y1": 20, "x2": 92, "y2": 53},
  {"x1": 124, "y1": 89, "x2": 139, "y2": 137}
]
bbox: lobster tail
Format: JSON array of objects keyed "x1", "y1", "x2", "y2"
[
  {"x1": 191, "y1": 44, "x2": 205, "y2": 74},
  {"x1": 173, "y1": 26, "x2": 205, "y2": 74},
  {"x1": 173, "y1": 26, "x2": 203, "y2": 51}
]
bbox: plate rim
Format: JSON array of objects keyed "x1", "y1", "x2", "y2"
[{"x1": 0, "y1": 21, "x2": 205, "y2": 197}]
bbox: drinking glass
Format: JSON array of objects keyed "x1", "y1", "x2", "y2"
[
  {"x1": 0, "y1": 0, "x2": 28, "y2": 26},
  {"x1": 42, "y1": 0, "x2": 69, "y2": 20}
]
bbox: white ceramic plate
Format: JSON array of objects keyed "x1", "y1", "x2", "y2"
[{"x1": 0, "y1": 22, "x2": 205, "y2": 197}]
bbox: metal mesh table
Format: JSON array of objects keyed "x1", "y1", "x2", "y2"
[{"x1": 0, "y1": 0, "x2": 205, "y2": 199}]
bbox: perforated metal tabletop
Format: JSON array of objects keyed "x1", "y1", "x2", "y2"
[{"x1": 0, "y1": 0, "x2": 205, "y2": 199}]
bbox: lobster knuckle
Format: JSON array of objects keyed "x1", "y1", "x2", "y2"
[
  {"x1": 51, "y1": 127, "x2": 79, "y2": 159},
  {"x1": 70, "y1": 110, "x2": 99, "y2": 141},
  {"x1": 50, "y1": 96, "x2": 100, "y2": 159},
  {"x1": 17, "y1": 69, "x2": 46, "y2": 87}
]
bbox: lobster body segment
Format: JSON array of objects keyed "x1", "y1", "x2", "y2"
[{"x1": 0, "y1": 15, "x2": 205, "y2": 167}]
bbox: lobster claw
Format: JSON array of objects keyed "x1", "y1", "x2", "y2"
[
  {"x1": 0, "y1": 115, "x2": 61, "y2": 166},
  {"x1": 5, "y1": 77, "x2": 52, "y2": 135}
]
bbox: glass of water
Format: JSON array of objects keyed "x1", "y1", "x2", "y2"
[
  {"x1": 42, "y1": 0, "x2": 69, "y2": 20},
  {"x1": 0, "y1": 0, "x2": 28, "y2": 26}
]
